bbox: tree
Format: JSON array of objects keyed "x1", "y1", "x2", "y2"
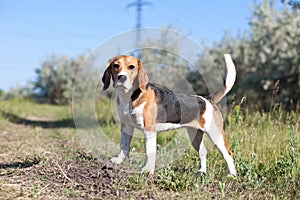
[
  {"x1": 246, "y1": 0, "x2": 300, "y2": 109},
  {"x1": 138, "y1": 27, "x2": 195, "y2": 94},
  {"x1": 192, "y1": 0, "x2": 300, "y2": 110},
  {"x1": 33, "y1": 54, "x2": 84, "y2": 104},
  {"x1": 281, "y1": 0, "x2": 300, "y2": 9},
  {"x1": 1, "y1": 84, "x2": 33, "y2": 100}
]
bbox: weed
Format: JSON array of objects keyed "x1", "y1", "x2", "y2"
[
  {"x1": 29, "y1": 185, "x2": 37, "y2": 197},
  {"x1": 218, "y1": 181, "x2": 225, "y2": 199},
  {"x1": 0, "y1": 99, "x2": 299, "y2": 199}
]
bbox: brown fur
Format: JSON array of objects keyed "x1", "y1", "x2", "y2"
[
  {"x1": 208, "y1": 81, "x2": 227, "y2": 104},
  {"x1": 137, "y1": 60, "x2": 149, "y2": 92},
  {"x1": 102, "y1": 55, "x2": 148, "y2": 91},
  {"x1": 198, "y1": 104, "x2": 206, "y2": 128},
  {"x1": 221, "y1": 130, "x2": 232, "y2": 156},
  {"x1": 131, "y1": 86, "x2": 157, "y2": 132},
  {"x1": 212, "y1": 104, "x2": 232, "y2": 157}
]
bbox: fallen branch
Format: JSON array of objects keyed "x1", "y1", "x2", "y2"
[
  {"x1": 54, "y1": 161, "x2": 74, "y2": 184},
  {"x1": 34, "y1": 184, "x2": 49, "y2": 197}
]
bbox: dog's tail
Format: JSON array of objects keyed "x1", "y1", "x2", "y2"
[{"x1": 208, "y1": 54, "x2": 236, "y2": 104}]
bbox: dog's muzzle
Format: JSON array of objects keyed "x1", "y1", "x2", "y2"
[{"x1": 118, "y1": 75, "x2": 127, "y2": 83}]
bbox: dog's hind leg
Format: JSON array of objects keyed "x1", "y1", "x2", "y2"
[
  {"x1": 187, "y1": 127, "x2": 207, "y2": 174},
  {"x1": 204, "y1": 121, "x2": 236, "y2": 176},
  {"x1": 141, "y1": 131, "x2": 157, "y2": 174}
]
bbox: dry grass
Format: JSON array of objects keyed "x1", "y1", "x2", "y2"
[{"x1": 0, "y1": 99, "x2": 299, "y2": 199}]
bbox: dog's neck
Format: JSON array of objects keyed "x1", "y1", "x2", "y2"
[
  {"x1": 116, "y1": 82, "x2": 139, "y2": 109},
  {"x1": 116, "y1": 87, "x2": 133, "y2": 107}
]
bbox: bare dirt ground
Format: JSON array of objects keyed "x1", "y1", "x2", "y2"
[
  {"x1": 1, "y1": 102, "x2": 299, "y2": 199},
  {"x1": 0, "y1": 114, "x2": 180, "y2": 199}
]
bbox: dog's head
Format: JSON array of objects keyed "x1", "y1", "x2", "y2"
[{"x1": 102, "y1": 55, "x2": 149, "y2": 92}]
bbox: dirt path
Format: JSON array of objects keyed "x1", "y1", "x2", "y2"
[{"x1": 0, "y1": 116, "x2": 179, "y2": 199}]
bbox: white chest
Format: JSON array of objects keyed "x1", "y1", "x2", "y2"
[{"x1": 117, "y1": 102, "x2": 146, "y2": 130}]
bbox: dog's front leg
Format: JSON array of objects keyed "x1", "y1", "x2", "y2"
[
  {"x1": 141, "y1": 131, "x2": 157, "y2": 174},
  {"x1": 111, "y1": 125, "x2": 134, "y2": 164}
]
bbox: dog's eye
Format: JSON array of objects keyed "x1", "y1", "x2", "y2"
[
  {"x1": 113, "y1": 64, "x2": 119, "y2": 69},
  {"x1": 128, "y1": 65, "x2": 135, "y2": 70}
]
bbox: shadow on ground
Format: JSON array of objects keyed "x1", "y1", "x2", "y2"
[
  {"x1": 0, "y1": 157, "x2": 41, "y2": 169},
  {"x1": 0, "y1": 111, "x2": 75, "y2": 129}
]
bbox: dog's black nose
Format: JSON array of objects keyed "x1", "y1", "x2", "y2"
[{"x1": 118, "y1": 75, "x2": 127, "y2": 83}]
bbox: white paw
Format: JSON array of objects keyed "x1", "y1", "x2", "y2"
[
  {"x1": 110, "y1": 156, "x2": 124, "y2": 164},
  {"x1": 227, "y1": 173, "x2": 237, "y2": 178},
  {"x1": 141, "y1": 165, "x2": 155, "y2": 175},
  {"x1": 197, "y1": 169, "x2": 207, "y2": 175},
  {"x1": 198, "y1": 167, "x2": 206, "y2": 174},
  {"x1": 228, "y1": 168, "x2": 237, "y2": 177}
]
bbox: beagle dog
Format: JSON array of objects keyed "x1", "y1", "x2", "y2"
[{"x1": 102, "y1": 54, "x2": 237, "y2": 176}]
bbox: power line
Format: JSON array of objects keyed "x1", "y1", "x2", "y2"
[{"x1": 127, "y1": 0, "x2": 152, "y2": 47}]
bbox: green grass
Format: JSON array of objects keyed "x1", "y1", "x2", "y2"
[
  {"x1": 109, "y1": 104, "x2": 299, "y2": 199},
  {"x1": 0, "y1": 98, "x2": 71, "y2": 118},
  {"x1": 0, "y1": 98, "x2": 299, "y2": 199}
]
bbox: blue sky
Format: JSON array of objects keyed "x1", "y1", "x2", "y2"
[{"x1": 0, "y1": 0, "x2": 263, "y2": 91}]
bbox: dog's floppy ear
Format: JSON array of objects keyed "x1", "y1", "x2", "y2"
[
  {"x1": 102, "y1": 57, "x2": 115, "y2": 91},
  {"x1": 138, "y1": 59, "x2": 149, "y2": 92},
  {"x1": 102, "y1": 67, "x2": 111, "y2": 91}
]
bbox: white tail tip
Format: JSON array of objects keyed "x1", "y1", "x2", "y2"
[{"x1": 224, "y1": 54, "x2": 236, "y2": 95}]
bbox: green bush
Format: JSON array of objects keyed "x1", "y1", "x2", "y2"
[
  {"x1": 196, "y1": 0, "x2": 300, "y2": 110},
  {"x1": 33, "y1": 54, "x2": 85, "y2": 105}
]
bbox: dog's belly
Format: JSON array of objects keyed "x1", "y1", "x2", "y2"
[
  {"x1": 126, "y1": 121, "x2": 198, "y2": 132},
  {"x1": 155, "y1": 123, "x2": 182, "y2": 132},
  {"x1": 121, "y1": 113, "x2": 201, "y2": 132},
  {"x1": 155, "y1": 120, "x2": 203, "y2": 132}
]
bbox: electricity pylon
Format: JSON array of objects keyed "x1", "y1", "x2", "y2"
[{"x1": 127, "y1": 0, "x2": 153, "y2": 47}]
